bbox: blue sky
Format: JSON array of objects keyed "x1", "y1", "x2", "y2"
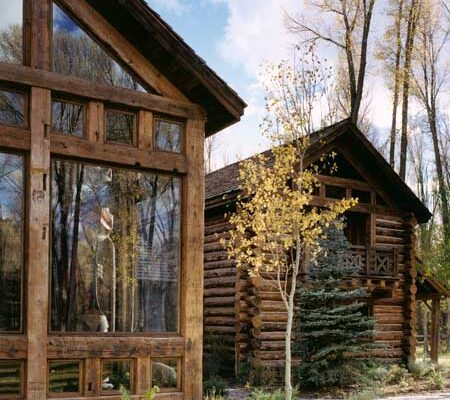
[
  {"x1": 147, "y1": 0, "x2": 307, "y2": 169},
  {"x1": 146, "y1": 0, "x2": 401, "y2": 171}
]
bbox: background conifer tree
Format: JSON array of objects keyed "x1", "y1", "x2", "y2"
[{"x1": 296, "y1": 221, "x2": 377, "y2": 388}]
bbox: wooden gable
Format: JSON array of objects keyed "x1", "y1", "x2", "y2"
[{"x1": 0, "y1": 1, "x2": 245, "y2": 399}]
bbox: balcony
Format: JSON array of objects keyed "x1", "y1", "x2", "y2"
[{"x1": 344, "y1": 245, "x2": 400, "y2": 296}]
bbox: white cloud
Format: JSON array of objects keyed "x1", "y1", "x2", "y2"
[{"x1": 216, "y1": 0, "x2": 299, "y2": 76}]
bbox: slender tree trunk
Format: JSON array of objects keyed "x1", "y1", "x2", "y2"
[
  {"x1": 423, "y1": 304, "x2": 428, "y2": 361},
  {"x1": 390, "y1": 0, "x2": 404, "y2": 167},
  {"x1": 352, "y1": 0, "x2": 376, "y2": 123},
  {"x1": 399, "y1": 0, "x2": 420, "y2": 179},
  {"x1": 285, "y1": 298, "x2": 293, "y2": 400},
  {"x1": 427, "y1": 105, "x2": 450, "y2": 242}
]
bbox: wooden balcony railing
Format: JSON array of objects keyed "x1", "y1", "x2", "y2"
[{"x1": 344, "y1": 245, "x2": 399, "y2": 278}]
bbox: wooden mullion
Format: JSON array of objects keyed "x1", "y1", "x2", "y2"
[
  {"x1": 0, "y1": 62, "x2": 205, "y2": 120},
  {"x1": 50, "y1": 134, "x2": 187, "y2": 174},
  {"x1": 27, "y1": 87, "x2": 51, "y2": 399},
  {"x1": 181, "y1": 118, "x2": 205, "y2": 400},
  {"x1": 0, "y1": 125, "x2": 31, "y2": 151},
  {"x1": 138, "y1": 110, "x2": 153, "y2": 150},
  {"x1": 86, "y1": 101, "x2": 104, "y2": 143},
  {"x1": 135, "y1": 357, "x2": 150, "y2": 395}
]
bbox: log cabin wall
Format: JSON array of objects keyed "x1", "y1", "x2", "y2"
[{"x1": 204, "y1": 141, "x2": 424, "y2": 377}]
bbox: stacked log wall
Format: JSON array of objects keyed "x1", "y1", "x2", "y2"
[
  {"x1": 373, "y1": 213, "x2": 414, "y2": 364},
  {"x1": 203, "y1": 208, "x2": 418, "y2": 377},
  {"x1": 203, "y1": 214, "x2": 238, "y2": 377}
]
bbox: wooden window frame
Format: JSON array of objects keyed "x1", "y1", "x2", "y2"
[
  {"x1": 100, "y1": 358, "x2": 135, "y2": 396},
  {"x1": 0, "y1": 149, "x2": 27, "y2": 336},
  {"x1": 0, "y1": 359, "x2": 24, "y2": 399},
  {"x1": 50, "y1": 96, "x2": 87, "y2": 138},
  {"x1": 47, "y1": 359, "x2": 83, "y2": 398},
  {"x1": 0, "y1": 85, "x2": 29, "y2": 130},
  {"x1": 153, "y1": 116, "x2": 185, "y2": 154},
  {"x1": 150, "y1": 357, "x2": 182, "y2": 393},
  {"x1": 104, "y1": 107, "x2": 138, "y2": 146},
  {"x1": 47, "y1": 157, "x2": 184, "y2": 337},
  {"x1": 51, "y1": 1, "x2": 152, "y2": 95},
  {"x1": 0, "y1": 0, "x2": 206, "y2": 397}
]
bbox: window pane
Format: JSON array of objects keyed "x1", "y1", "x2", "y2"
[
  {"x1": 325, "y1": 185, "x2": 346, "y2": 199},
  {"x1": 0, "y1": 361, "x2": 22, "y2": 396},
  {"x1": 0, "y1": 2, "x2": 22, "y2": 64},
  {"x1": 52, "y1": 100, "x2": 84, "y2": 137},
  {"x1": 105, "y1": 110, "x2": 135, "y2": 145},
  {"x1": 52, "y1": 3, "x2": 146, "y2": 91},
  {"x1": 152, "y1": 359, "x2": 178, "y2": 390},
  {"x1": 155, "y1": 119, "x2": 182, "y2": 153},
  {"x1": 0, "y1": 90, "x2": 25, "y2": 127},
  {"x1": 0, "y1": 153, "x2": 23, "y2": 332},
  {"x1": 51, "y1": 160, "x2": 181, "y2": 333},
  {"x1": 102, "y1": 360, "x2": 131, "y2": 393},
  {"x1": 49, "y1": 361, "x2": 80, "y2": 394},
  {"x1": 352, "y1": 189, "x2": 371, "y2": 204}
]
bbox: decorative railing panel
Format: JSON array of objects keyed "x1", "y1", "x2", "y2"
[{"x1": 346, "y1": 246, "x2": 399, "y2": 278}]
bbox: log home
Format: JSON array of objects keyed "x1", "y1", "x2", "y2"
[
  {"x1": 0, "y1": 1, "x2": 245, "y2": 399},
  {"x1": 204, "y1": 119, "x2": 431, "y2": 378}
]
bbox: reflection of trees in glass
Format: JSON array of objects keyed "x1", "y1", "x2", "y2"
[
  {"x1": 0, "y1": 153, "x2": 23, "y2": 332},
  {"x1": 105, "y1": 110, "x2": 135, "y2": 144},
  {"x1": 52, "y1": 100, "x2": 84, "y2": 136},
  {"x1": 52, "y1": 3, "x2": 146, "y2": 91},
  {"x1": 51, "y1": 160, "x2": 180, "y2": 333},
  {"x1": 0, "y1": 89, "x2": 25, "y2": 127},
  {"x1": 0, "y1": 24, "x2": 22, "y2": 64},
  {"x1": 48, "y1": 361, "x2": 80, "y2": 393},
  {"x1": 102, "y1": 361, "x2": 131, "y2": 392},
  {"x1": 0, "y1": 361, "x2": 22, "y2": 396},
  {"x1": 155, "y1": 120, "x2": 182, "y2": 153}
]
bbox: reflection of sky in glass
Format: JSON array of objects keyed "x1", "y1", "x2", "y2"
[
  {"x1": 53, "y1": 4, "x2": 81, "y2": 34},
  {"x1": 52, "y1": 3, "x2": 146, "y2": 92},
  {"x1": 0, "y1": 153, "x2": 23, "y2": 220},
  {"x1": 0, "y1": 1, "x2": 23, "y2": 64}
]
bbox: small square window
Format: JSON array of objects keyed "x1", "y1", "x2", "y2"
[
  {"x1": 105, "y1": 109, "x2": 136, "y2": 145},
  {"x1": 48, "y1": 360, "x2": 81, "y2": 395},
  {"x1": 325, "y1": 185, "x2": 346, "y2": 199},
  {"x1": 0, "y1": 89, "x2": 25, "y2": 128},
  {"x1": 101, "y1": 360, "x2": 132, "y2": 394},
  {"x1": 155, "y1": 119, "x2": 182, "y2": 153},
  {"x1": 0, "y1": 360, "x2": 22, "y2": 398},
  {"x1": 51, "y1": 100, "x2": 85, "y2": 137},
  {"x1": 151, "y1": 359, "x2": 179, "y2": 390},
  {"x1": 352, "y1": 189, "x2": 371, "y2": 204}
]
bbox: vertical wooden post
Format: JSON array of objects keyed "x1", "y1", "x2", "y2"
[
  {"x1": 403, "y1": 214, "x2": 417, "y2": 365},
  {"x1": 25, "y1": 1, "x2": 52, "y2": 398},
  {"x1": 182, "y1": 117, "x2": 205, "y2": 400},
  {"x1": 86, "y1": 101, "x2": 104, "y2": 144},
  {"x1": 27, "y1": 87, "x2": 51, "y2": 399},
  {"x1": 430, "y1": 297, "x2": 440, "y2": 363}
]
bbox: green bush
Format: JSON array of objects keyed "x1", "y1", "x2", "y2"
[
  {"x1": 203, "y1": 375, "x2": 227, "y2": 397},
  {"x1": 408, "y1": 362, "x2": 433, "y2": 380},
  {"x1": 384, "y1": 365, "x2": 409, "y2": 385},
  {"x1": 428, "y1": 366, "x2": 445, "y2": 390}
]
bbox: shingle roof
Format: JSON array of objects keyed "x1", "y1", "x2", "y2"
[{"x1": 205, "y1": 119, "x2": 432, "y2": 224}]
